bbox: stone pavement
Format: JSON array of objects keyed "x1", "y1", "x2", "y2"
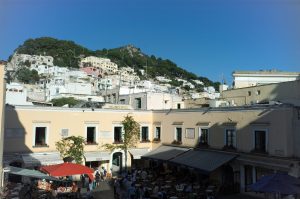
[
  {"x1": 219, "y1": 194, "x2": 263, "y2": 199},
  {"x1": 92, "y1": 180, "x2": 114, "y2": 199},
  {"x1": 90, "y1": 181, "x2": 263, "y2": 199}
]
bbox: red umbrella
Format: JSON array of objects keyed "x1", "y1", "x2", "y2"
[{"x1": 40, "y1": 162, "x2": 94, "y2": 180}]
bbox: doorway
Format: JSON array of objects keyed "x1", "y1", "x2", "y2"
[{"x1": 112, "y1": 152, "x2": 123, "y2": 175}]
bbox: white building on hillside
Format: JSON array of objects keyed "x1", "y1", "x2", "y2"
[
  {"x1": 6, "y1": 83, "x2": 33, "y2": 105},
  {"x1": 118, "y1": 67, "x2": 140, "y2": 84},
  {"x1": 7, "y1": 54, "x2": 54, "y2": 71},
  {"x1": 233, "y1": 70, "x2": 300, "y2": 88},
  {"x1": 156, "y1": 76, "x2": 172, "y2": 83},
  {"x1": 80, "y1": 56, "x2": 118, "y2": 74},
  {"x1": 30, "y1": 65, "x2": 69, "y2": 76},
  {"x1": 118, "y1": 92, "x2": 184, "y2": 110}
]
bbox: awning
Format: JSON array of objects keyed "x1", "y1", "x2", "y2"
[
  {"x1": 129, "y1": 148, "x2": 150, "y2": 159},
  {"x1": 169, "y1": 150, "x2": 237, "y2": 174},
  {"x1": 5, "y1": 166, "x2": 59, "y2": 181},
  {"x1": 142, "y1": 145, "x2": 190, "y2": 161},
  {"x1": 84, "y1": 151, "x2": 111, "y2": 162},
  {"x1": 22, "y1": 153, "x2": 63, "y2": 167}
]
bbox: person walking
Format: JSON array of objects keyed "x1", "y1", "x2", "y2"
[{"x1": 95, "y1": 170, "x2": 101, "y2": 187}]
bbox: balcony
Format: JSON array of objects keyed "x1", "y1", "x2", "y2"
[
  {"x1": 140, "y1": 139, "x2": 151, "y2": 143},
  {"x1": 33, "y1": 143, "x2": 49, "y2": 148},
  {"x1": 85, "y1": 141, "x2": 98, "y2": 145},
  {"x1": 113, "y1": 140, "x2": 124, "y2": 144},
  {"x1": 152, "y1": 138, "x2": 161, "y2": 143},
  {"x1": 171, "y1": 140, "x2": 182, "y2": 145}
]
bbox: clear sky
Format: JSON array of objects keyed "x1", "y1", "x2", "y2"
[{"x1": 1, "y1": 0, "x2": 300, "y2": 83}]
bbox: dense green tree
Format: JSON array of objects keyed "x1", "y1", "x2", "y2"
[
  {"x1": 51, "y1": 97, "x2": 81, "y2": 107},
  {"x1": 56, "y1": 136, "x2": 85, "y2": 164},
  {"x1": 103, "y1": 115, "x2": 140, "y2": 171},
  {"x1": 15, "y1": 67, "x2": 40, "y2": 84},
  {"x1": 13, "y1": 37, "x2": 220, "y2": 88}
]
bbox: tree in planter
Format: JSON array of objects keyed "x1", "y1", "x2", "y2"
[
  {"x1": 103, "y1": 115, "x2": 140, "y2": 171},
  {"x1": 55, "y1": 136, "x2": 85, "y2": 164}
]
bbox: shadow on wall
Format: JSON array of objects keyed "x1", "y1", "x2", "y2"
[
  {"x1": 193, "y1": 102, "x2": 300, "y2": 193},
  {"x1": 4, "y1": 105, "x2": 37, "y2": 182}
]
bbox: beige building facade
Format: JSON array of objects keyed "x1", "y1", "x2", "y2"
[
  {"x1": 221, "y1": 80, "x2": 300, "y2": 106},
  {"x1": 3, "y1": 102, "x2": 300, "y2": 193},
  {"x1": 233, "y1": 70, "x2": 300, "y2": 89},
  {"x1": 80, "y1": 56, "x2": 118, "y2": 74}
]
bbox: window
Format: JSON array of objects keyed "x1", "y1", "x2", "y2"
[
  {"x1": 61, "y1": 129, "x2": 69, "y2": 137},
  {"x1": 141, "y1": 126, "x2": 149, "y2": 142},
  {"x1": 114, "y1": 126, "x2": 123, "y2": 143},
  {"x1": 256, "y1": 90, "x2": 261, "y2": 95},
  {"x1": 154, "y1": 126, "x2": 161, "y2": 140},
  {"x1": 86, "y1": 127, "x2": 97, "y2": 144},
  {"x1": 177, "y1": 103, "x2": 181, "y2": 109},
  {"x1": 254, "y1": 130, "x2": 267, "y2": 152},
  {"x1": 135, "y1": 98, "x2": 142, "y2": 109},
  {"x1": 248, "y1": 91, "x2": 251, "y2": 96},
  {"x1": 244, "y1": 165, "x2": 253, "y2": 192},
  {"x1": 199, "y1": 128, "x2": 209, "y2": 145},
  {"x1": 175, "y1": 127, "x2": 182, "y2": 142},
  {"x1": 35, "y1": 127, "x2": 47, "y2": 146},
  {"x1": 120, "y1": 99, "x2": 125, "y2": 104},
  {"x1": 225, "y1": 129, "x2": 236, "y2": 148},
  {"x1": 185, "y1": 128, "x2": 195, "y2": 139}
]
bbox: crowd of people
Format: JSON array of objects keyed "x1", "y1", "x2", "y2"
[{"x1": 112, "y1": 164, "x2": 216, "y2": 199}]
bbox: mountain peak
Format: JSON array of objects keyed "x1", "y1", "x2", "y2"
[{"x1": 119, "y1": 44, "x2": 144, "y2": 58}]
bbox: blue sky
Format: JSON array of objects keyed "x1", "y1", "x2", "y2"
[{"x1": 1, "y1": 0, "x2": 300, "y2": 83}]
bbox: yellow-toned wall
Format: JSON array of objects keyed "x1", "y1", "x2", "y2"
[
  {"x1": 222, "y1": 80, "x2": 300, "y2": 106},
  {"x1": 4, "y1": 108, "x2": 153, "y2": 153},
  {"x1": 153, "y1": 107, "x2": 294, "y2": 157},
  {"x1": 4, "y1": 105, "x2": 297, "y2": 159}
]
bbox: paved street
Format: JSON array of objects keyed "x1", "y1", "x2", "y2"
[
  {"x1": 90, "y1": 180, "x2": 263, "y2": 199},
  {"x1": 92, "y1": 180, "x2": 114, "y2": 199}
]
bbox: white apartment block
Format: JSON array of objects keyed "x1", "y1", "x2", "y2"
[
  {"x1": 30, "y1": 65, "x2": 69, "y2": 77},
  {"x1": 233, "y1": 70, "x2": 300, "y2": 88},
  {"x1": 48, "y1": 82, "x2": 93, "y2": 101},
  {"x1": 118, "y1": 67, "x2": 140, "y2": 84},
  {"x1": 156, "y1": 76, "x2": 172, "y2": 83},
  {"x1": 118, "y1": 92, "x2": 184, "y2": 110},
  {"x1": 8, "y1": 54, "x2": 54, "y2": 70},
  {"x1": 182, "y1": 81, "x2": 195, "y2": 89},
  {"x1": 193, "y1": 79, "x2": 204, "y2": 85},
  {"x1": 5, "y1": 83, "x2": 33, "y2": 106},
  {"x1": 80, "y1": 56, "x2": 118, "y2": 75}
]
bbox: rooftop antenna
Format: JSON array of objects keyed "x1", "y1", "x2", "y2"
[{"x1": 221, "y1": 73, "x2": 226, "y2": 85}]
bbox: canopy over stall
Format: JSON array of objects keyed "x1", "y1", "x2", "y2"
[
  {"x1": 40, "y1": 162, "x2": 94, "y2": 180},
  {"x1": 5, "y1": 166, "x2": 59, "y2": 181}
]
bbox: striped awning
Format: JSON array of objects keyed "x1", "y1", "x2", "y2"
[
  {"x1": 5, "y1": 166, "x2": 59, "y2": 181},
  {"x1": 142, "y1": 145, "x2": 190, "y2": 161},
  {"x1": 169, "y1": 149, "x2": 237, "y2": 174},
  {"x1": 129, "y1": 148, "x2": 150, "y2": 159},
  {"x1": 84, "y1": 151, "x2": 111, "y2": 162},
  {"x1": 22, "y1": 153, "x2": 63, "y2": 167}
]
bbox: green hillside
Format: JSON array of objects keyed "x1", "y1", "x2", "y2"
[{"x1": 13, "y1": 37, "x2": 220, "y2": 90}]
